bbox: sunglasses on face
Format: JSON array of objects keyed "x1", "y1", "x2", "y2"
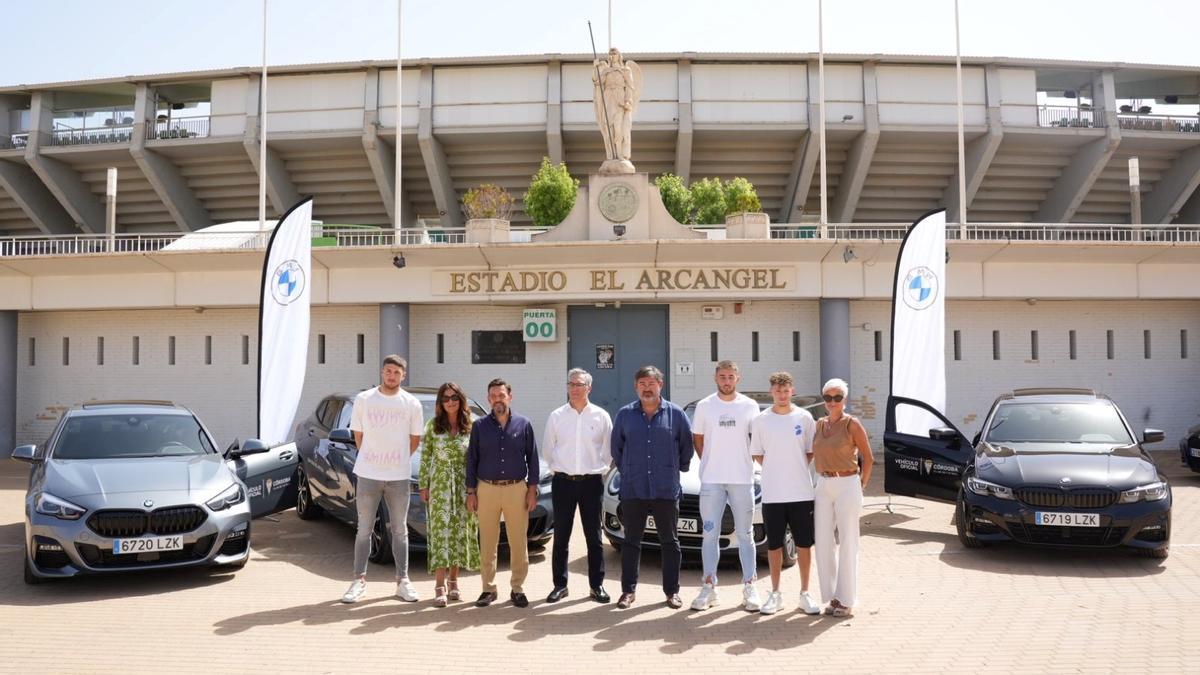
[
  {"x1": 567, "y1": 382, "x2": 588, "y2": 388},
  {"x1": 441, "y1": 395, "x2": 463, "y2": 403},
  {"x1": 823, "y1": 394, "x2": 845, "y2": 403}
]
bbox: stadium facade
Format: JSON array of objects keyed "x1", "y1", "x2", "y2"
[{"x1": 1, "y1": 52, "x2": 1199, "y2": 452}]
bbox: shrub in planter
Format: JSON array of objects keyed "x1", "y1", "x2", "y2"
[
  {"x1": 461, "y1": 183, "x2": 514, "y2": 221},
  {"x1": 655, "y1": 173, "x2": 694, "y2": 224},
  {"x1": 723, "y1": 177, "x2": 762, "y2": 215},
  {"x1": 524, "y1": 158, "x2": 579, "y2": 226},
  {"x1": 690, "y1": 177, "x2": 728, "y2": 225}
]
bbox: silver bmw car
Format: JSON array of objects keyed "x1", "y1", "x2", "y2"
[{"x1": 14, "y1": 400, "x2": 298, "y2": 584}]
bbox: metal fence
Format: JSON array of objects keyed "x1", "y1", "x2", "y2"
[
  {"x1": 1037, "y1": 105, "x2": 1104, "y2": 129},
  {"x1": 3, "y1": 223, "x2": 1199, "y2": 258},
  {"x1": 1117, "y1": 113, "x2": 1200, "y2": 133},
  {"x1": 149, "y1": 117, "x2": 211, "y2": 140},
  {"x1": 49, "y1": 126, "x2": 135, "y2": 146}
]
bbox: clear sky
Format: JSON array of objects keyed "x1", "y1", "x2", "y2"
[{"x1": 1, "y1": 0, "x2": 1197, "y2": 87}]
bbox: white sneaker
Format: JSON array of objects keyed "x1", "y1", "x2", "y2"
[
  {"x1": 742, "y1": 581, "x2": 763, "y2": 612},
  {"x1": 690, "y1": 582, "x2": 719, "y2": 611},
  {"x1": 799, "y1": 591, "x2": 821, "y2": 615},
  {"x1": 341, "y1": 579, "x2": 366, "y2": 604},
  {"x1": 395, "y1": 577, "x2": 419, "y2": 602},
  {"x1": 759, "y1": 591, "x2": 784, "y2": 615}
]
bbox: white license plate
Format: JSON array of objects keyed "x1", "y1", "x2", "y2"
[
  {"x1": 645, "y1": 516, "x2": 699, "y2": 534},
  {"x1": 1035, "y1": 512, "x2": 1099, "y2": 527},
  {"x1": 112, "y1": 535, "x2": 184, "y2": 555}
]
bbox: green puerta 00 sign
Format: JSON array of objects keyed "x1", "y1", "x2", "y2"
[{"x1": 522, "y1": 308, "x2": 557, "y2": 342}]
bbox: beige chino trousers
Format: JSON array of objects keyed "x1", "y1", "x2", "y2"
[{"x1": 477, "y1": 480, "x2": 530, "y2": 594}]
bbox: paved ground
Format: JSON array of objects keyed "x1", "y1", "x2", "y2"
[{"x1": 2, "y1": 453, "x2": 1199, "y2": 674}]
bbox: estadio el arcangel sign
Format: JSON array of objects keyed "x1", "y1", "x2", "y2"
[{"x1": 440, "y1": 267, "x2": 794, "y2": 295}]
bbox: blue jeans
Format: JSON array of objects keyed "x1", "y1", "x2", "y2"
[{"x1": 699, "y1": 482, "x2": 756, "y2": 584}]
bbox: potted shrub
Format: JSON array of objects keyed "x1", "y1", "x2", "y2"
[
  {"x1": 461, "y1": 183, "x2": 513, "y2": 243},
  {"x1": 655, "y1": 173, "x2": 694, "y2": 224},
  {"x1": 690, "y1": 177, "x2": 727, "y2": 226},
  {"x1": 524, "y1": 158, "x2": 579, "y2": 227},
  {"x1": 722, "y1": 177, "x2": 768, "y2": 238}
]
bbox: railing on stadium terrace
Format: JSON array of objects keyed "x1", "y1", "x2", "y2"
[
  {"x1": 1037, "y1": 105, "x2": 1104, "y2": 128},
  {"x1": 148, "y1": 117, "x2": 211, "y2": 140},
  {"x1": 49, "y1": 125, "x2": 136, "y2": 146},
  {"x1": 1116, "y1": 113, "x2": 1200, "y2": 133},
  {"x1": 2, "y1": 224, "x2": 1200, "y2": 257}
]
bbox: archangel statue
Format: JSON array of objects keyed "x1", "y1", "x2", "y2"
[{"x1": 592, "y1": 48, "x2": 643, "y2": 174}]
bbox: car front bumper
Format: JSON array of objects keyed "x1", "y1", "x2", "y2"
[
  {"x1": 25, "y1": 501, "x2": 252, "y2": 580},
  {"x1": 961, "y1": 491, "x2": 1170, "y2": 551}
]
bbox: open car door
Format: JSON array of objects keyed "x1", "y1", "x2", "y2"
[
  {"x1": 227, "y1": 439, "x2": 300, "y2": 518},
  {"x1": 883, "y1": 396, "x2": 972, "y2": 503}
]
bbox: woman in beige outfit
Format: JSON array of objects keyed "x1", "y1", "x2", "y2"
[{"x1": 811, "y1": 378, "x2": 874, "y2": 617}]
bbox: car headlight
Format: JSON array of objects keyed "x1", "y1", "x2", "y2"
[
  {"x1": 206, "y1": 484, "x2": 245, "y2": 511},
  {"x1": 607, "y1": 471, "x2": 621, "y2": 496},
  {"x1": 35, "y1": 492, "x2": 86, "y2": 520},
  {"x1": 965, "y1": 476, "x2": 1014, "y2": 500},
  {"x1": 1119, "y1": 481, "x2": 1169, "y2": 503}
]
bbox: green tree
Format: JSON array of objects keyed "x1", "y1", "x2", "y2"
[
  {"x1": 524, "y1": 158, "x2": 580, "y2": 226},
  {"x1": 655, "y1": 173, "x2": 693, "y2": 224},
  {"x1": 723, "y1": 177, "x2": 762, "y2": 215},
  {"x1": 690, "y1": 177, "x2": 728, "y2": 225}
]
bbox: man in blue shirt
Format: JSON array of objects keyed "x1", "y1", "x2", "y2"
[
  {"x1": 610, "y1": 365, "x2": 693, "y2": 609},
  {"x1": 466, "y1": 378, "x2": 540, "y2": 608}
]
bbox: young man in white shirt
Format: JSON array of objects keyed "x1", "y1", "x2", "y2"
[
  {"x1": 341, "y1": 355, "x2": 425, "y2": 604},
  {"x1": 542, "y1": 368, "x2": 614, "y2": 604},
  {"x1": 750, "y1": 371, "x2": 820, "y2": 615},
  {"x1": 690, "y1": 360, "x2": 763, "y2": 611}
]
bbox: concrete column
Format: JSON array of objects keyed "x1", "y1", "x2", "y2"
[
  {"x1": 546, "y1": 59, "x2": 563, "y2": 166},
  {"x1": 819, "y1": 298, "x2": 851, "y2": 388},
  {"x1": 131, "y1": 84, "x2": 212, "y2": 232},
  {"x1": 831, "y1": 63, "x2": 880, "y2": 224},
  {"x1": 674, "y1": 58, "x2": 693, "y2": 184},
  {"x1": 379, "y1": 303, "x2": 410, "y2": 384},
  {"x1": 0, "y1": 311, "x2": 16, "y2": 456}
]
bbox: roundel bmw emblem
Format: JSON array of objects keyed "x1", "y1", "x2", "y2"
[
  {"x1": 901, "y1": 266, "x2": 939, "y2": 311},
  {"x1": 143, "y1": 499, "x2": 154, "y2": 508},
  {"x1": 270, "y1": 259, "x2": 306, "y2": 306}
]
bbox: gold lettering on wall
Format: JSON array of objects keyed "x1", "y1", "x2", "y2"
[{"x1": 446, "y1": 267, "x2": 791, "y2": 294}]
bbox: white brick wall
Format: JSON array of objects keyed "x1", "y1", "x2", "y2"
[
  {"x1": 17, "y1": 306, "x2": 379, "y2": 447},
  {"x1": 850, "y1": 299, "x2": 1200, "y2": 446},
  {"x1": 409, "y1": 304, "x2": 569, "y2": 435},
  {"x1": 668, "y1": 301, "x2": 822, "y2": 406},
  {"x1": 16, "y1": 299, "x2": 1200, "y2": 456}
]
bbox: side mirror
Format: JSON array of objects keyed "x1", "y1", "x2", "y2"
[
  {"x1": 11, "y1": 444, "x2": 39, "y2": 463},
  {"x1": 930, "y1": 427, "x2": 959, "y2": 443},
  {"x1": 971, "y1": 432, "x2": 981, "y2": 447},
  {"x1": 239, "y1": 439, "x2": 270, "y2": 456},
  {"x1": 1142, "y1": 429, "x2": 1165, "y2": 445},
  {"x1": 328, "y1": 428, "x2": 355, "y2": 446}
]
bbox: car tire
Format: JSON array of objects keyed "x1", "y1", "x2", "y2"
[
  {"x1": 23, "y1": 554, "x2": 41, "y2": 586},
  {"x1": 780, "y1": 529, "x2": 799, "y2": 569},
  {"x1": 955, "y1": 490, "x2": 984, "y2": 549},
  {"x1": 295, "y1": 468, "x2": 324, "y2": 521},
  {"x1": 528, "y1": 538, "x2": 549, "y2": 551},
  {"x1": 1137, "y1": 544, "x2": 1169, "y2": 560},
  {"x1": 368, "y1": 512, "x2": 394, "y2": 565},
  {"x1": 605, "y1": 535, "x2": 622, "y2": 552}
]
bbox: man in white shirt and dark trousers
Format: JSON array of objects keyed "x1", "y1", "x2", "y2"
[
  {"x1": 341, "y1": 355, "x2": 425, "y2": 604},
  {"x1": 750, "y1": 371, "x2": 821, "y2": 615},
  {"x1": 543, "y1": 368, "x2": 614, "y2": 603},
  {"x1": 690, "y1": 360, "x2": 763, "y2": 611}
]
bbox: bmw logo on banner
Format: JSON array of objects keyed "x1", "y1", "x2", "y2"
[
  {"x1": 902, "y1": 265, "x2": 939, "y2": 311},
  {"x1": 270, "y1": 259, "x2": 306, "y2": 306}
]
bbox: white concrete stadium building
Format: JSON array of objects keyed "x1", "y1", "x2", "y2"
[{"x1": 1, "y1": 52, "x2": 1199, "y2": 452}]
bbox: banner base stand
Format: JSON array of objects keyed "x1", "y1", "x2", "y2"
[{"x1": 863, "y1": 496, "x2": 924, "y2": 514}]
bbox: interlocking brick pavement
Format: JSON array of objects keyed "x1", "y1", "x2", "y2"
[{"x1": 2, "y1": 452, "x2": 1199, "y2": 674}]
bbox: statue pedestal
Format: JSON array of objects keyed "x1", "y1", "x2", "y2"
[
  {"x1": 589, "y1": 174, "x2": 650, "y2": 241},
  {"x1": 598, "y1": 159, "x2": 636, "y2": 175}
]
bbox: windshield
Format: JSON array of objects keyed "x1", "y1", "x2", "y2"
[
  {"x1": 53, "y1": 414, "x2": 217, "y2": 460},
  {"x1": 983, "y1": 402, "x2": 1133, "y2": 445}
]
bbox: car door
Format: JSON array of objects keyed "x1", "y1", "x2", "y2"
[
  {"x1": 226, "y1": 437, "x2": 300, "y2": 518},
  {"x1": 307, "y1": 398, "x2": 344, "y2": 498},
  {"x1": 327, "y1": 399, "x2": 358, "y2": 519},
  {"x1": 883, "y1": 395, "x2": 972, "y2": 503}
]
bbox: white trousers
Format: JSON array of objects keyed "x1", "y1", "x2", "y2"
[{"x1": 814, "y1": 475, "x2": 862, "y2": 608}]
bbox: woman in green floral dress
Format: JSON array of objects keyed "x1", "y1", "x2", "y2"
[{"x1": 418, "y1": 382, "x2": 479, "y2": 606}]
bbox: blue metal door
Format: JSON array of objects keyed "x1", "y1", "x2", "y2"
[{"x1": 567, "y1": 305, "x2": 670, "y2": 419}]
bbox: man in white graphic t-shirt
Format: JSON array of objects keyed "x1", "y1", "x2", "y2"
[
  {"x1": 750, "y1": 371, "x2": 820, "y2": 615},
  {"x1": 340, "y1": 355, "x2": 424, "y2": 605},
  {"x1": 689, "y1": 360, "x2": 763, "y2": 612}
]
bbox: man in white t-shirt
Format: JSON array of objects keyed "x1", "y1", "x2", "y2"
[
  {"x1": 750, "y1": 371, "x2": 820, "y2": 615},
  {"x1": 340, "y1": 355, "x2": 424, "y2": 605},
  {"x1": 689, "y1": 360, "x2": 763, "y2": 612}
]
